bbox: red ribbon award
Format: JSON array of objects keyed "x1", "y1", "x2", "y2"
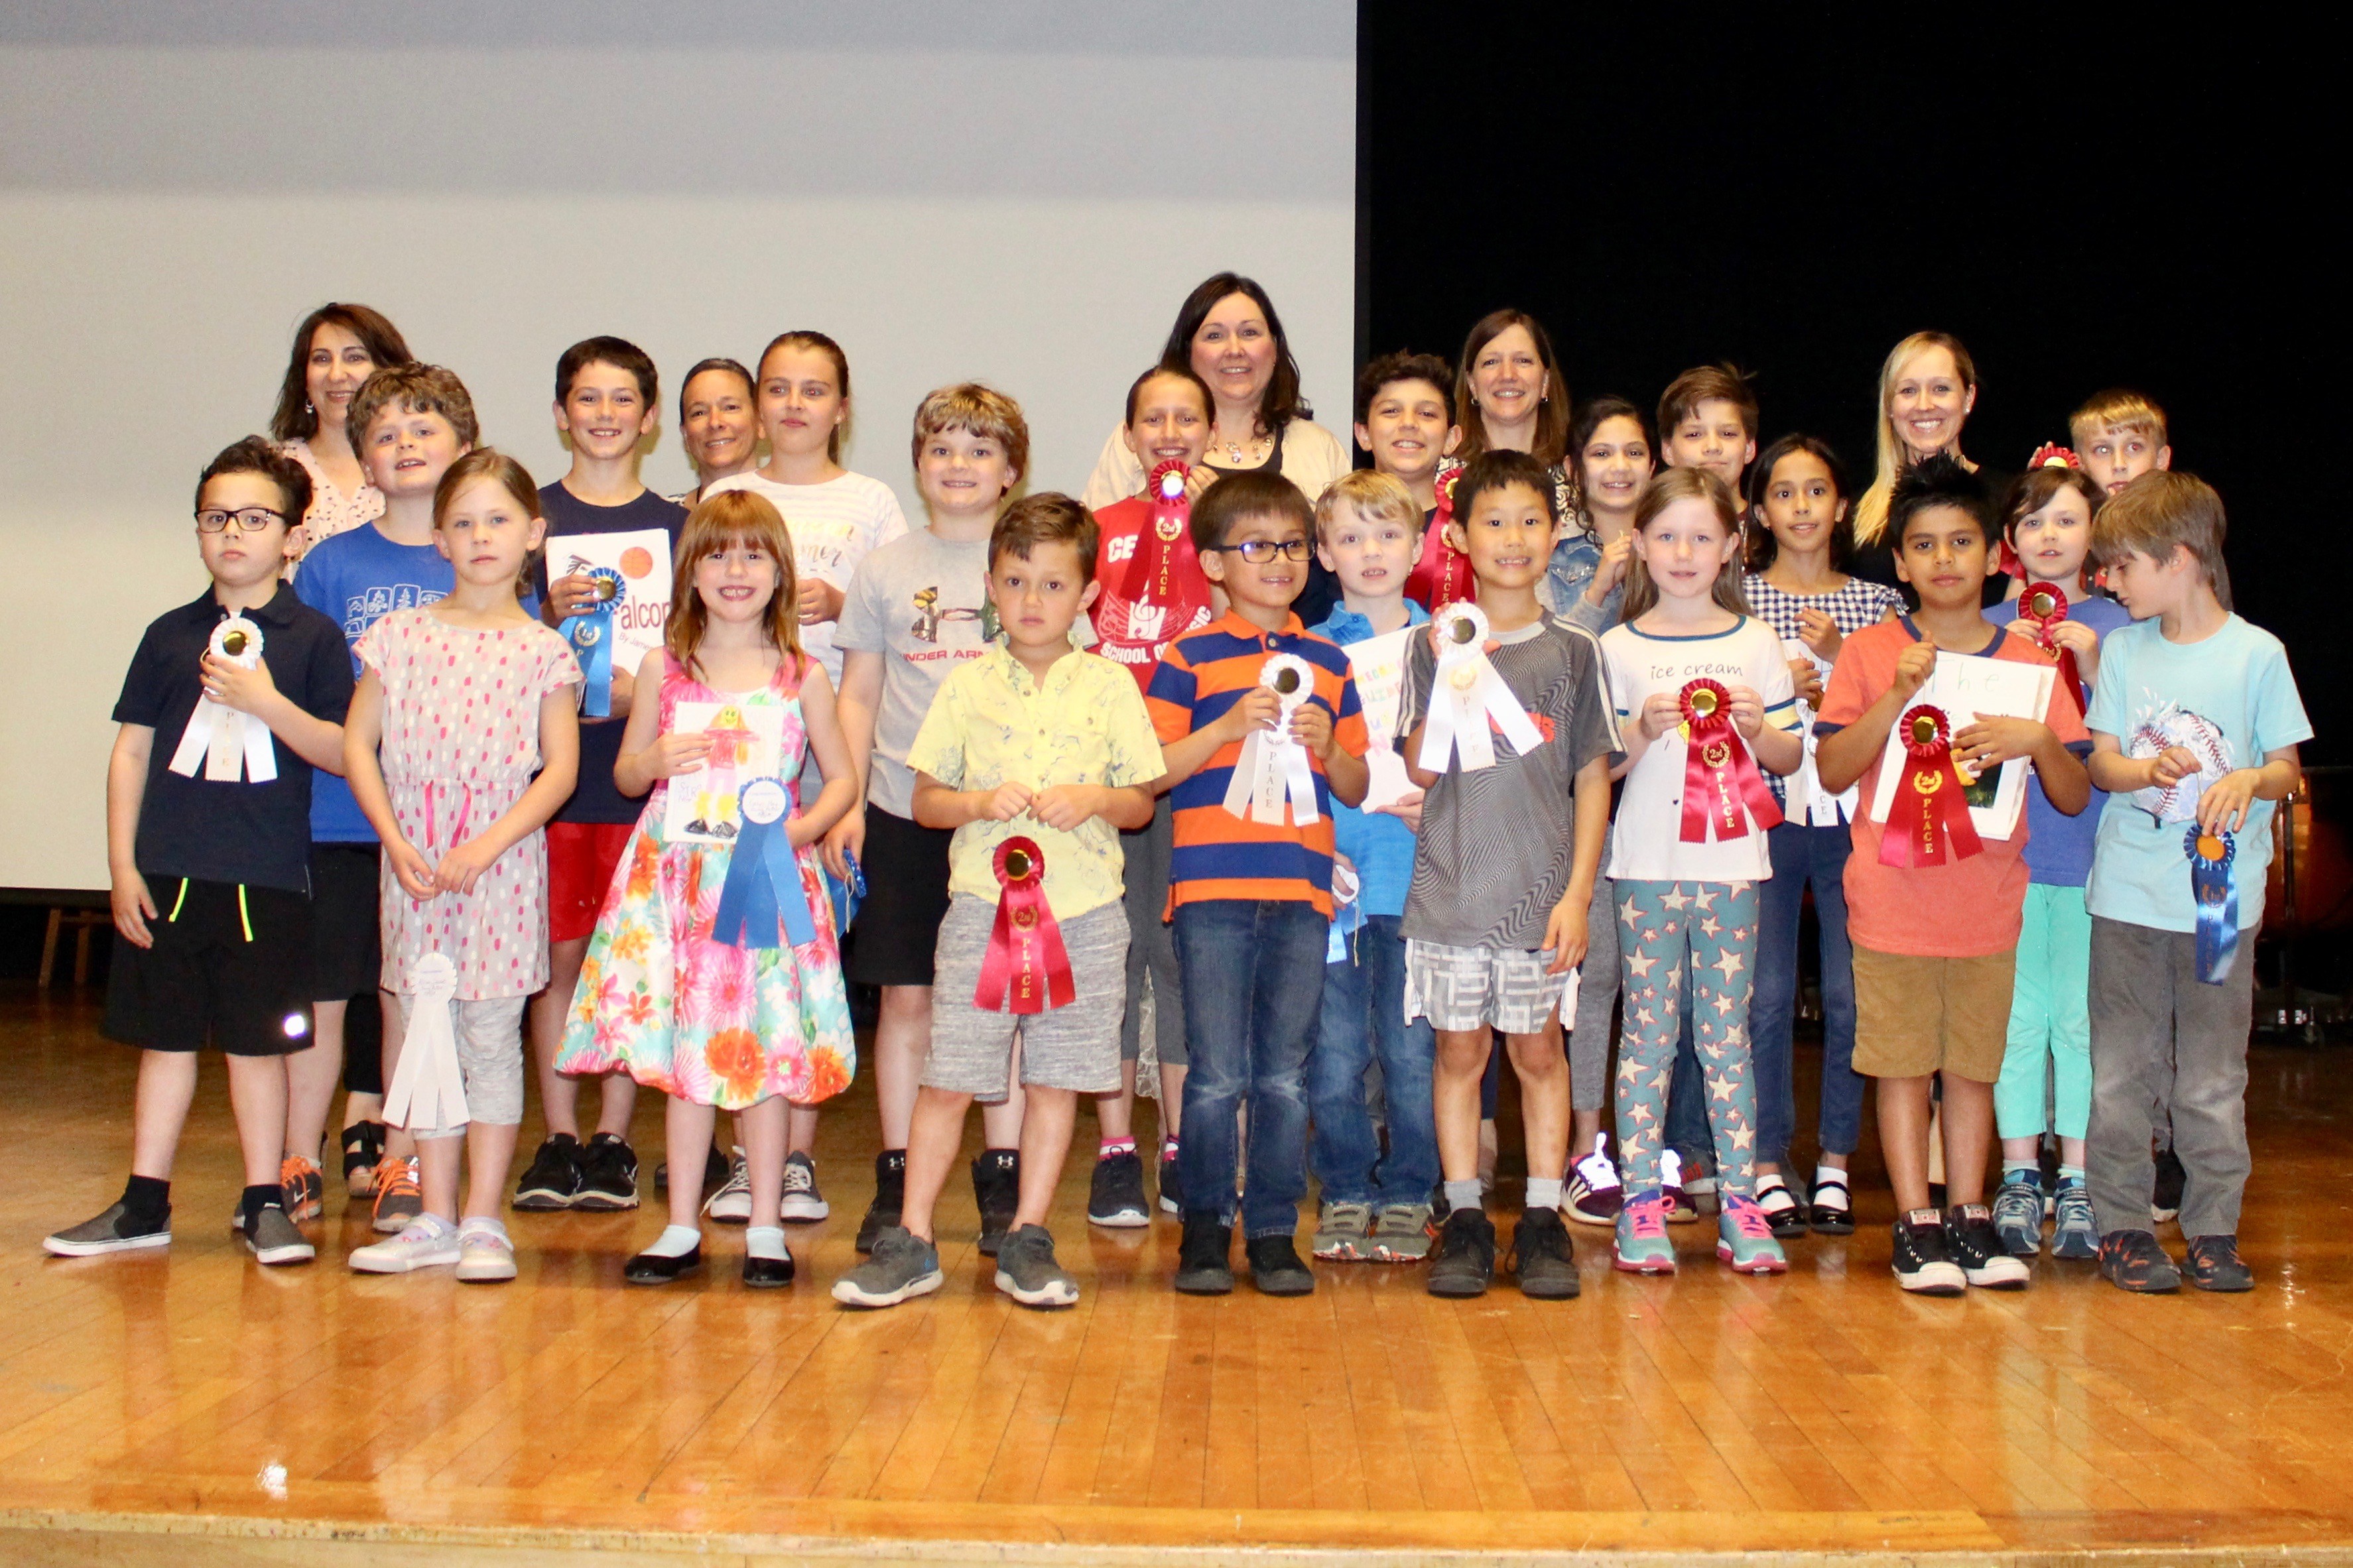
[
  {"x1": 1410, "y1": 463, "x2": 1474, "y2": 611},
  {"x1": 1121, "y1": 459, "x2": 1200, "y2": 605},
  {"x1": 1676, "y1": 678, "x2": 1783, "y2": 843},
  {"x1": 974, "y1": 837, "x2": 1076, "y2": 1014},
  {"x1": 1879, "y1": 704, "x2": 1983, "y2": 868},
  {"x1": 2018, "y1": 581, "x2": 2084, "y2": 717}
]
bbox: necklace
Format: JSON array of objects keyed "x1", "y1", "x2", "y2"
[{"x1": 1220, "y1": 429, "x2": 1270, "y2": 467}]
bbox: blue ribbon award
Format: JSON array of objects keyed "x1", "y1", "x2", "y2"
[
  {"x1": 710, "y1": 777, "x2": 816, "y2": 951},
  {"x1": 2187, "y1": 825, "x2": 2238, "y2": 985}
]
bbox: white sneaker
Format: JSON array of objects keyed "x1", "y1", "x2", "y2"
[
  {"x1": 456, "y1": 1219, "x2": 517, "y2": 1283},
  {"x1": 704, "y1": 1147, "x2": 753, "y2": 1223},
  {"x1": 350, "y1": 1215, "x2": 460, "y2": 1274},
  {"x1": 779, "y1": 1151, "x2": 830, "y2": 1221}
]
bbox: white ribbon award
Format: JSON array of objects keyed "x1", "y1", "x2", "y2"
[
  {"x1": 1415, "y1": 601, "x2": 1542, "y2": 774},
  {"x1": 166, "y1": 613, "x2": 278, "y2": 784},
  {"x1": 1222, "y1": 652, "x2": 1321, "y2": 826}
]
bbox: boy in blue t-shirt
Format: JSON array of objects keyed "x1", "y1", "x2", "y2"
[
  {"x1": 1306, "y1": 471, "x2": 1437, "y2": 1264},
  {"x1": 289, "y1": 365, "x2": 473, "y2": 1229},
  {"x1": 1982, "y1": 467, "x2": 2131, "y2": 1260},
  {"x1": 2083, "y1": 473, "x2": 2309, "y2": 1295}
]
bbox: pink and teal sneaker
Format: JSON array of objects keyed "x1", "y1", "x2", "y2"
[
  {"x1": 1716, "y1": 1193, "x2": 1790, "y2": 1274},
  {"x1": 1614, "y1": 1189, "x2": 1677, "y2": 1274}
]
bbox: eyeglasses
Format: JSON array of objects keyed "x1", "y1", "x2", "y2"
[
  {"x1": 195, "y1": 507, "x2": 287, "y2": 534},
  {"x1": 1208, "y1": 537, "x2": 1312, "y2": 564}
]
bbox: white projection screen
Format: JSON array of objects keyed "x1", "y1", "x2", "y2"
[{"x1": 0, "y1": 1, "x2": 1356, "y2": 891}]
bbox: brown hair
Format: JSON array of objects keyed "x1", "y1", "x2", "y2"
[
  {"x1": 196, "y1": 434, "x2": 312, "y2": 524},
  {"x1": 2002, "y1": 465, "x2": 2106, "y2": 542},
  {"x1": 1125, "y1": 363, "x2": 1214, "y2": 427},
  {"x1": 989, "y1": 491, "x2": 1099, "y2": 583},
  {"x1": 2070, "y1": 387, "x2": 2169, "y2": 447},
  {"x1": 349, "y1": 363, "x2": 480, "y2": 452},
  {"x1": 1657, "y1": 362, "x2": 1759, "y2": 444},
  {"x1": 2092, "y1": 470, "x2": 2232, "y2": 611},
  {"x1": 432, "y1": 449, "x2": 541, "y2": 600},
  {"x1": 1621, "y1": 467, "x2": 1753, "y2": 623},
  {"x1": 665, "y1": 490, "x2": 805, "y2": 674},
  {"x1": 271, "y1": 303, "x2": 414, "y2": 444},
  {"x1": 1452, "y1": 309, "x2": 1569, "y2": 467},
  {"x1": 911, "y1": 382, "x2": 1029, "y2": 489},
  {"x1": 1190, "y1": 469, "x2": 1311, "y2": 554},
  {"x1": 678, "y1": 356, "x2": 755, "y2": 424},
  {"x1": 555, "y1": 335, "x2": 657, "y2": 408},
  {"x1": 1160, "y1": 272, "x2": 1310, "y2": 437},
  {"x1": 757, "y1": 330, "x2": 852, "y2": 460},
  {"x1": 1313, "y1": 469, "x2": 1419, "y2": 545}
]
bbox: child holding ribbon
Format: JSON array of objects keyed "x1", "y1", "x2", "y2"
[
  {"x1": 343, "y1": 451, "x2": 581, "y2": 1282},
  {"x1": 2082, "y1": 472, "x2": 2306, "y2": 1294},
  {"x1": 556, "y1": 489, "x2": 858, "y2": 1288},
  {"x1": 1597, "y1": 467, "x2": 1801, "y2": 1276},
  {"x1": 833, "y1": 494, "x2": 1161, "y2": 1310},
  {"x1": 47, "y1": 438, "x2": 351, "y2": 1268},
  {"x1": 1814, "y1": 455, "x2": 2090, "y2": 1296},
  {"x1": 1981, "y1": 466, "x2": 2129, "y2": 1259}
]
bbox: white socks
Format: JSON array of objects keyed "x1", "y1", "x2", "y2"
[
  {"x1": 746, "y1": 1226, "x2": 789, "y2": 1261},
  {"x1": 1525, "y1": 1177, "x2": 1563, "y2": 1211},
  {"x1": 645, "y1": 1224, "x2": 701, "y2": 1258}
]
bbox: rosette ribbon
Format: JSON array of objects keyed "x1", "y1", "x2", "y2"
[
  {"x1": 383, "y1": 952, "x2": 468, "y2": 1132},
  {"x1": 568, "y1": 567, "x2": 625, "y2": 718},
  {"x1": 1224, "y1": 652, "x2": 1322, "y2": 824},
  {"x1": 975, "y1": 836, "x2": 1075, "y2": 1014},
  {"x1": 709, "y1": 778, "x2": 817, "y2": 950},
  {"x1": 168, "y1": 614, "x2": 278, "y2": 783},
  {"x1": 1415, "y1": 602, "x2": 1542, "y2": 774},
  {"x1": 2019, "y1": 582, "x2": 2084, "y2": 718},
  {"x1": 1121, "y1": 460, "x2": 1200, "y2": 605},
  {"x1": 1676, "y1": 678, "x2": 1782, "y2": 843},
  {"x1": 2187, "y1": 826, "x2": 2238, "y2": 985},
  {"x1": 1419, "y1": 465, "x2": 1474, "y2": 609},
  {"x1": 1878, "y1": 704, "x2": 1983, "y2": 868}
]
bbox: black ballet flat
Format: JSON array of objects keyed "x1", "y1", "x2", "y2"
[
  {"x1": 742, "y1": 1250, "x2": 796, "y2": 1289},
  {"x1": 624, "y1": 1245, "x2": 702, "y2": 1284}
]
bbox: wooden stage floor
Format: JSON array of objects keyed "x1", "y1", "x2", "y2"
[{"x1": 3, "y1": 986, "x2": 2351, "y2": 1565}]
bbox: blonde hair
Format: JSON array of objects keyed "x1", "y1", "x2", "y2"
[
  {"x1": 665, "y1": 491, "x2": 805, "y2": 676},
  {"x1": 2092, "y1": 469, "x2": 2231, "y2": 611},
  {"x1": 1852, "y1": 332, "x2": 1977, "y2": 547},
  {"x1": 2070, "y1": 387, "x2": 2169, "y2": 447},
  {"x1": 1313, "y1": 469, "x2": 1419, "y2": 544},
  {"x1": 910, "y1": 382, "x2": 1029, "y2": 488},
  {"x1": 431, "y1": 449, "x2": 540, "y2": 601},
  {"x1": 1621, "y1": 467, "x2": 1753, "y2": 623}
]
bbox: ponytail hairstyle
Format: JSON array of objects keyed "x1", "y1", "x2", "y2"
[
  {"x1": 757, "y1": 330, "x2": 853, "y2": 461},
  {"x1": 665, "y1": 489, "x2": 804, "y2": 677},
  {"x1": 1853, "y1": 330, "x2": 1978, "y2": 547},
  {"x1": 431, "y1": 449, "x2": 542, "y2": 601},
  {"x1": 1744, "y1": 432, "x2": 1850, "y2": 570},
  {"x1": 1620, "y1": 467, "x2": 1753, "y2": 623}
]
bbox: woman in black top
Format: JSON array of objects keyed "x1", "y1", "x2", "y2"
[{"x1": 1846, "y1": 331, "x2": 2007, "y2": 605}]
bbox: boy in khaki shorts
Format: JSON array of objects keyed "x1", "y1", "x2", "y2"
[{"x1": 1814, "y1": 456, "x2": 2090, "y2": 1297}]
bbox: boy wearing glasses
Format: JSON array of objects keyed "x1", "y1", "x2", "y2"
[
  {"x1": 48, "y1": 437, "x2": 352, "y2": 1268},
  {"x1": 1145, "y1": 472, "x2": 1371, "y2": 1296}
]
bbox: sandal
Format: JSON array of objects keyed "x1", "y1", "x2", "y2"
[{"x1": 343, "y1": 1120, "x2": 387, "y2": 1195}]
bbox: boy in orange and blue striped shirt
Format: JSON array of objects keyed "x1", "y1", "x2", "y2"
[{"x1": 1146, "y1": 472, "x2": 1369, "y2": 1297}]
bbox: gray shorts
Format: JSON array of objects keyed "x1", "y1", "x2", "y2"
[
  {"x1": 926, "y1": 894, "x2": 1129, "y2": 1099},
  {"x1": 1403, "y1": 937, "x2": 1566, "y2": 1036},
  {"x1": 392, "y1": 992, "x2": 527, "y2": 1136}
]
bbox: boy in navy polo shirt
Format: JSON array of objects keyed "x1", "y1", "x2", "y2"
[{"x1": 47, "y1": 438, "x2": 354, "y2": 1267}]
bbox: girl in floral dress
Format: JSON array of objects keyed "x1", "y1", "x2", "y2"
[
  {"x1": 344, "y1": 450, "x2": 581, "y2": 1283},
  {"x1": 558, "y1": 489, "x2": 858, "y2": 1288}
]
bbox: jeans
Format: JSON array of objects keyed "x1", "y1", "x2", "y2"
[
  {"x1": 1309, "y1": 915, "x2": 1438, "y2": 1207},
  {"x1": 2086, "y1": 916, "x2": 2253, "y2": 1238},
  {"x1": 1173, "y1": 899, "x2": 1328, "y2": 1238},
  {"x1": 1748, "y1": 821, "x2": 1864, "y2": 1166},
  {"x1": 1612, "y1": 880, "x2": 1761, "y2": 1196}
]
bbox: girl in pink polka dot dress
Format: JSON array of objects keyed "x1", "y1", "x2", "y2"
[{"x1": 343, "y1": 450, "x2": 582, "y2": 1282}]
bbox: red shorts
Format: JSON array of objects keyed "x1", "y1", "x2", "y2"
[{"x1": 546, "y1": 822, "x2": 636, "y2": 943}]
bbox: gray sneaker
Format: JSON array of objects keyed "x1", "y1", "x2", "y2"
[
  {"x1": 993, "y1": 1223, "x2": 1079, "y2": 1309},
  {"x1": 241, "y1": 1204, "x2": 316, "y2": 1266},
  {"x1": 1991, "y1": 1174, "x2": 2044, "y2": 1257},
  {"x1": 2051, "y1": 1179, "x2": 2099, "y2": 1260},
  {"x1": 44, "y1": 1202, "x2": 170, "y2": 1257},
  {"x1": 1369, "y1": 1201, "x2": 1434, "y2": 1262},
  {"x1": 830, "y1": 1226, "x2": 943, "y2": 1309},
  {"x1": 1311, "y1": 1199, "x2": 1375, "y2": 1260}
]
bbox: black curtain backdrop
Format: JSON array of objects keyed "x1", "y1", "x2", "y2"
[{"x1": 1357, "y1": 8, "x2": 2332, "y2": 758}]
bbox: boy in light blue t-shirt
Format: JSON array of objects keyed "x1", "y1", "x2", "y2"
[
  {"x1": 1305, "y1": 471, "x2": 1436, "y2": 1264},
  {"x1": 2083, "y1": 473, "x2": 2309, "y2": 1296}
]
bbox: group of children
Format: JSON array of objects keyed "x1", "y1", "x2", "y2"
[{"x1": 49, "y1": 300, "x2": 2307, "y2": 1311}]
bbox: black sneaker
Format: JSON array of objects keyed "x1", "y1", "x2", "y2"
[
  {"x1": 2098, "y1": 1228, "x2": 2182, "y2": 1294},
  {"x1": 574, "y1": 1132, "x2": 640, "y2": 1211},
  {"x1": 2151, "y1": 1145, "x2": 2187, "y2": 1224},
  {"x1": 44, "y1": 1201, "x2": 172, "y2": 1257},
  {"x1": 1945, "y1": 1203, "x2": 2029, "y2": 1290},
  {"x1": 1245, "y1": 1233, "x2": 1314, "y2": 1296},
  {"x1": 1890, "y1": 1208, "x2": 1965, "y2": 1295},
  {"x1": 1507, "y1": 1207, "x2": 1580, "y2": 1299},
  {"x1": 513, "y1": 1133, "x2": 584, "y2": 1211},
  {"x1": 1173, "y1": 1212, "x2": 1234, "y2": 1294},
  {"x1": 1425, "y1": 1208, "x2": 1497, "y2": 1297},
  {"x1": 972, "y1": 1148, "x2": 1019, "y2": 1257},
  {"x1": 1086, "y1": 1150, "x2": 1151, "y2": 1228},
  {"x1": 856, "y1": 1150, "x2": 907, "y2": 1254},
  {"x1": 2185, "y1": 1234, "x2": 2252, "y2": 1293}
]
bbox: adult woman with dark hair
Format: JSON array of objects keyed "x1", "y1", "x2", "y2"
[
  {"x1": 1846, "y1": 330, "x2": 2005, "y2": 602},
  {"x1": 1453, "y1": 308, "x2": 1574, "y2": 519},
  {"x1": 670, "y1": 357, "x2": 762, "y2": 508},
  {"x1": 269, "y1": 302, "x2": 414, "y2": 562}
]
